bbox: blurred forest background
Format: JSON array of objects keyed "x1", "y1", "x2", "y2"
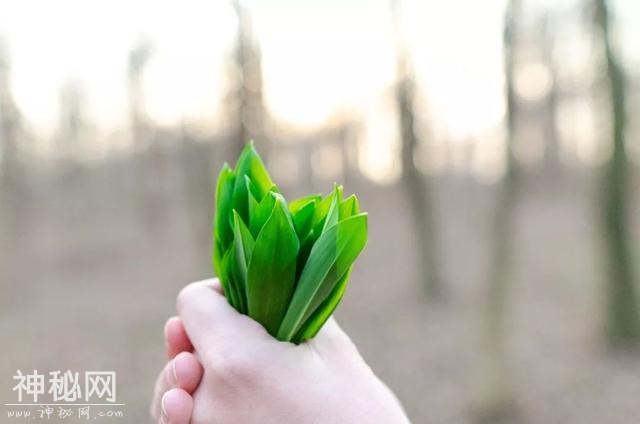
[{"x1": 2, "y1": 0, "x2": 640, "y2": 422}]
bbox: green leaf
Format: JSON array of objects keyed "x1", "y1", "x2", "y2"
[
  {"x1": 213, "y1": 144, "x2": 368, "y2": 343},
  {"x1": 295, "y1": 187, "x2": 344, "y2": 284},
  {"x1": 292, "y1": 199, "x2": 316, "y2": 241},
  {"x1": 232, "y1": 142, "x2": 274, "y2": 222},
  {"x1": 316, "y1": 186, "x2": 342, "y2": 227},
  {"x1": 311, "y1": 192, "x2": 334, "y2": 229},
  {"x1": 247, "y1": 196, "x2": 300, "y2": 337},
  {"x1": 232, "y1": 211, "x2": 255, "y2": 313},
  {"x1": 248, "y1": 190, "x2": 259, "y2": 219},
  {"x1": 296, "y1": 229, "x2": 316, "y2": 280},
  {"x1": 249, "y1": 190, "x2": 277, "y2": 239},
  {"x1": 229, "y1": 249, "x2": 249, "y2": 313},
  {"x1": 220, "y1": 245, "x2": 242, "y2": 312},
  {"x1": 292, "y1": 266, "x2": 353, "y2": 344},
  {"x1": 320, "y1": 186, "x2": 341, "y2": 234},
  {"x1": 339, "y1": 194, "x2": 359, "y2": 220},
  {"x1": 213, "y1": 164, "x2": 235, "y2": 277},
  {"x1": 245, "y1": 175, "x2": 262, "y2": 200},
  {"x1": 289, "y1": 194, "x2": 321, "y2": 215},
  {"x1": 277, "y1": 213, "x2": 368, "y2": 341}
]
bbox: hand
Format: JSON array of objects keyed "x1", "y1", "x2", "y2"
[
  {"x1": 149, "y1": 316, "x2": 203, "y2": 424},
  {"x1": 158, "y1": 279, "x2": 409, "y2": 424}
]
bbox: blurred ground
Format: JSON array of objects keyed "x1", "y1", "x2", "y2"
[{"x1": 2, "y1": 154, "x2": 640, "y2": 423}]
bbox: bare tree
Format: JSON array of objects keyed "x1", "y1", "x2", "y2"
[
  {"x1": 227, "y1": 0, "x2": 267, "y2": 159},
  {"x1": 475, "y1": 0, "x2": 521, "y2": 421},
  {"x1": 594, "y1": 0, "x2": 640, "y2": 347},
  {"x1": 0, "y1": 37, "x2": 21, "y2": 186},
  {"x1": 57, "y1": 79, "x2": 88, "y2": 165},
  {"x1": 0, "y1": 37, "x2": 25, "y2": 239},
  {"x1": 390, "y1": 0, "x2": 442, "y2": 298},
  {"x1": 179, "y1": 124, "x2": 219, "y2": 253},
  {"x1": 540, "y1": 13, "x2": 561, "y2": 174},
  {"x1": 128, "y1": 39, "x2": 153, "y2": 149},
  {"x1": 126, "y1": 39, "x2": 168, "y2": 240}
]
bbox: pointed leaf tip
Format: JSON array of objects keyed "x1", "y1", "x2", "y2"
[{"x1": 247, "y1": 196, "x2": 300, "y2": 337}]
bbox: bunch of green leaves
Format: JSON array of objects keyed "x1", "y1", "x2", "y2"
[{"x1": 213, "y1": 142, "x2": 368, "y2": 344}]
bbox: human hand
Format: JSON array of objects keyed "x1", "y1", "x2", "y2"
[
  {"x1": 149, "y1": 315, "x2": 203, "y2": 424},
  {"x1": 152, "y1": 279, "x2": 409, "y2": 424}
]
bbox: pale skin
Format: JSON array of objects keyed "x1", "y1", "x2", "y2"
[{"x1": 150, "y1": 279, "x2": 410, "y2": 424}]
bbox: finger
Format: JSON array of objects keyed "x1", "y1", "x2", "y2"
[
  {"x1": 176, "y1": 279, "x2": 270, "y2": 360},
  {"x1": 150, "y1": 361, "x2": 173, "y2": 420},
  {"x1": 150, "y1": 353, "x2": 203, "y2": 420},
  {"x1": 173, "y1": 352, "x2": 203, "y2": 394},
  {"x1": 160, "y1": 388, "x2": 193, "y2": 424},
  {"x1": 165, "y1": 317, "x2": 193, "y2": 358}
]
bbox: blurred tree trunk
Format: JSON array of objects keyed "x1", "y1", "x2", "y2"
[
  {"x1": 391, "y1": 0, "x2": 442, "y2": 298},
  {"x1": 540, "y1": 14, "x2": 561, "y2": 174},
  {"x1": 0, "y1": 38, "x2": 24, "y2": 240},
  {"x1": 229, "y1": 0, "x2": 268, "y2": 160},
  {"x1": 396, "y1": 69, "x2": 442, "y2": 298},
  {"x1": 0, "y1": 39, "x2": 18, "y2": 183},
  {"x1": 179, "y1": 126, "x2": 218, "y2": 255},
  {"x1": 128, "y1": 40, "x2": 166, "y2": 239},
  {"x1": 57, "y1": 80, "x2": 87, "y2": 169},
  {"x1": 128, "y1": 40, "x2": 153, "y2": 150},
  {"x1": 594, "y1": 0, "x2": 640, "y2": 347},
  {"x1": 475, "y1": 0, "x2": 520, "y2": 421}
]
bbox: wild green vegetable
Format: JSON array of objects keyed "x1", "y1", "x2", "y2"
[{"x1": 213, "y1": 142, "x2": 368, "y2": 344}]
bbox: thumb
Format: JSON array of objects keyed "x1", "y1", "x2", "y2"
[{"x1": 176, "y1": 279, "x2": 272, "y2": 364}]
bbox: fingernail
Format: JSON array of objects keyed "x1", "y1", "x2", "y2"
[{"x1": 161, "y1": 391, "x2": 169, "y2": 422}]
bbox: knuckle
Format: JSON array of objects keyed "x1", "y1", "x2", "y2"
[
  {"x1": 209, "y1": 352, "x2": 262, "y2": 385},
  {"x1": 176, "y1": 282, "x2": 201, "y2": 313}
]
